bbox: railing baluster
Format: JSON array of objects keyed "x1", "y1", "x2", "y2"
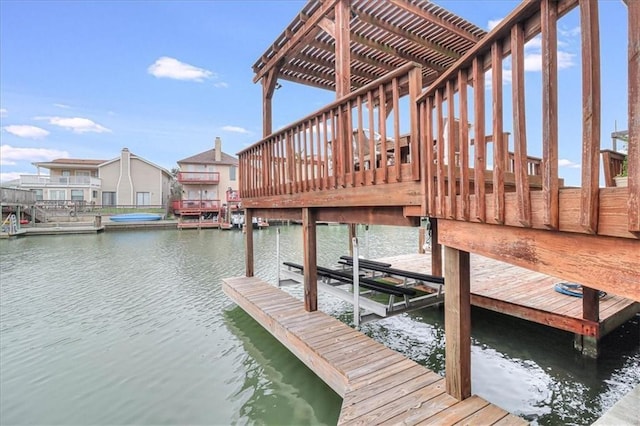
[
  {"x1": 579, "y1": 0, "x2": 601, "y2": 234},
  {"x1": 302, "y1": 123, "x2": 310, "y2": 192},
  {"x1": 426, "y1": 96, "x2": 435, "y2": 217},
  {"x1": 313, "y1": 116, "x2": 320, "y2": 191},
  {"x1": 458, "y1": 69, "x2": 470, "y2": 221},
  {"x1": 436, "y1": 89, "x2": 446, "y2": 216},
  {"x1": 346, "y1": 100, "x2": 355, "y2": 187},
  {"x1": 409, "y1": 66, "x2": 422, "y2": 181},
  {"x1": 491, "y1": 41, "x2": 505, "y2": 224},
  {"x1": 473, "y1": 56, "x2": 486, "y2": 223},
  {"x1": 322, "y1": 113, "x2": 329, "y2": 190},
  {"x1": 379, "y1": 85, "x2": 388, "y2": 183},
  {"x1": 367, "y1": 91, "x2": 376, "y2": 184},
  {"x1": 357, "y1": 95, "x2": 365, "y2": 185},
  {"x1": 446, "y1": 80, "x2": 457, "y2": 219},
  {"x1": 511, "y1": 23, "x2": 532, "y2": 227},
  {"x1": 393, "y1": 77, "x2": 401, "y2": 181}
]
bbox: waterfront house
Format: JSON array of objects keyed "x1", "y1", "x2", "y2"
[
  {"x1": 12, "y1": 147, "x2": 172, "y2": 210},
  {"x1": 226, "y1": 0, "x2": 639, "y2": 415},
  {"x1": 174, "y1": 137, "x2": 241, "y2": 224}
]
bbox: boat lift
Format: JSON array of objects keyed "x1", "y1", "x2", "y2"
[{"x1": 277, "y1": 234, "x2": 444, "y2": 326}]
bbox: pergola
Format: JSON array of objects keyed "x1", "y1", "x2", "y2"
[{"x1": 252, "y1": 0, "x2": 487, "y2": 137}]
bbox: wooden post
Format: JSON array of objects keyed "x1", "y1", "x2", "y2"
[
  {"x1": 244, "y1": 209, "x2": 254, "y2": 277},
  {"x1": 262, "y1": 68, "x2": 278, "y2": 137},
  {"x1": 302, "y1": 207, "x2": 318, "y2": 312},
  {"x1": 430, "y1": 218, "x2": 442, "y2": 277},
  {"x1": 444, "y1": 245, "x2": 471, "y2": 400},
  {"x1": 628, "y1": 0, "x2": 640, "y2": 232}
]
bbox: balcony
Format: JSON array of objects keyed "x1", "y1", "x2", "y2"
[
  {"x1": 18, "y1": 175, "x2": 102, "y2": 188},
  {"x1": 177, "y1": 171, "x2": 220, "y2": 184},
  {"x1": 172, "y1": 199, "x2": 221, "y2": 213}
]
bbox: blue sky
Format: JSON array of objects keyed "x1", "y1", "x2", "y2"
[{"x1": 0, "y1": 0, "x2": 629, "y2": 186}]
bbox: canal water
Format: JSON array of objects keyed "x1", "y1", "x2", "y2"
[{"x1": 0, "y1": 225, "x2": 638, "y2": 425}]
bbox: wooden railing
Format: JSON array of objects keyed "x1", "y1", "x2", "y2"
[
  {"x1": 416, "y1": 0, "x2": 637, "y2": 234},
  {"x1": 173, "y1": 199, "x2": 221, "y2": 211},
  {"x1": 177, "y1": 171, "x2": 220, "y2": 184},
  {"x1": 238, "y1": 62, "x2": 423, "y2": 198}
]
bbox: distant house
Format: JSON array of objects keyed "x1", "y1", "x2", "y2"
[
  {"x1": 175, "y1": 137, "x2": 240, "y2": 221},
  {"x1": 11, "y1": 148, "x2": 172, "y2": 209}
]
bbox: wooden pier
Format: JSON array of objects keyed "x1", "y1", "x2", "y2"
[
  {"x1": 223, "y1": 276, "x2": 526, "y2": 425},
  {"x1": 379, "y1": 253, "x2": 639, "y2": 349}
]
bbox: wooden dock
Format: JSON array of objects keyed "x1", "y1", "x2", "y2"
[
  {"x1": 377, "y1": 253, "x2": 639, "y2": 342},
  {"x1": 223, "y1": 276, "x2": 527, "y2": 425}
]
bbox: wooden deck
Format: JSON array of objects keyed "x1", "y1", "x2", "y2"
[
  {"x1": 222, "y1": 276, "x2": 526, "y2": 425},
  {"x1": 376, "y1": 253, "x2": 639, "y2": 340}
]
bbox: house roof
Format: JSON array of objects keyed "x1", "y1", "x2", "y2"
[
  {"x1": 32, "y1": 158, "x2": 107, "y2": 168},
  {"x1": 100, "y1": 151, "x2": 173, "y2": 176},
  {"x1": 177, "y1": 149, "x2": 239, "y2": 166},
  {"x1": 252, "y1": 0, "x2": 487, "y2": 92}
]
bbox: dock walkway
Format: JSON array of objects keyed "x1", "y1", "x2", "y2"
[
  {"x1": 223, "y1": 276, "x2": 526, "y2": 425},
  {"x1": 378, "y1": 254, "x2": 638, "y2": 341}
]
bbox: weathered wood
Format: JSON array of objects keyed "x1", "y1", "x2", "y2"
[
  {"x1": 409, "y1": 65, "x2": 422, "y2": 181},
  {"x1": 541, "y1": 0, "x2": 559, "y2": 229},
  {"x1": 262, "y1": 68, "x2": 279, "y2": 137},
  {"x1": 472, "y1": 56, "x2": 486, "y2": 223},
  {"x1": 583, "y1": 286, "x2": 600, "y2": 322},
  {"x1": 438, "y1": 220, "x2": 640, "y2": 302},
  {"x1": 629, "y1": 0, "x2": 640, "y2": 232},
  {"x1": 446, "y1": 80, "x2": 457, "y2": 219},
  {"x1": 244, "y1": 209, "x2": 254, "y2": 277},
  {"x1": 393, "y1": 77, "x2": 402, "y2": 182},
  {"x1": 444, "y1": 245, "x2": 471, "y2": 400},
  {"x1": 579, "y1": 0, "x2": 601, "y2": 234},
  {"x1": 431, "y1": 218, "x2": 443, "y2": 277},
  {"x1": 436, "y1": 89, "x2": 446, "y2": 216},
  {"x1": 458, "y1": 69, "x2": 470, "y2": 221},
  {"x1": 426, "y1": 96, "x2": 436, "y2": 216},
  {"x1": 511, "y1": 23, "x2": 532, "y2": 227},
  {"x1": 491, "y1": 41, "x2": 505, "y2": 224},
  {"x1": 302, "y1": 207, "x2": 318, "y2": 311}
]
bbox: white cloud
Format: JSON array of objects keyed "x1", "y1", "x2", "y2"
[
  {"x1": 488, "y1": 19, "x2": 502, "y2": 31},
  {"x1": 38, "y1": 116, "x2": 110, "y2": 133},
  {"x1": 0, "y1": 145, "x2": 69, "y2": 166},
  {"x1": 3, "y1": 125, "x2": 50, "y2": 139},
  {"x1": 148, "y1": 56, "x2": 214, "y2": 82},
  {"x1": 222, "y1": 125, "x2": 251, "y2": 134},
  {"x1": 0, "y1": 171, "x2": 27, "y2": 183},
  {"x1": 559, "y1": 159, "x2": 581, "y2": 168},
  {"x1": 214, "y1": 82, "x2": 229, "y2": 88},
  {"x1": 0, "y1": 108, "x2": 7, "y2": 117},
  {"x1": 54, "y1": 103, "x2": 71, "y2": 109}
]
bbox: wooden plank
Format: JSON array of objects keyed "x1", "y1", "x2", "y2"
[
  {"x1": 472, "y1": 56, "x2": 486, "y2": 222},
  {"x1": 409, "y1": 66, "x2": 422, "y2": 180},
  {"x1": 453, "y1": 402, "x2": 510, "y2": 425},
  {"x1": 541, "y1": 0, "x2": 559, "y2": 229},
  {"x1": 629, "y1": 0, "x2": 640, "y2": 232},
  {"x1": 393, "y1": 77, "x2": 402, "y2": 182},
  {"x1": 340, "y1": 379, "x2": 450, "y2": 425},
  {"x1": 444, "y1": 246, "x2": 471, "y2": 400},
  {"x1": 377, "y1": 385, "x2": 454, "y2": 425},
  {"x1": 511, "y1": 23, "x2": 532, "y2": 227},
  {"x1": 431, "y1": 218, "x2": 443, "y2": 278},
  {"x1": 436, "y1": 89, "x2": 446, "y2": 216},
  {"x1": 420, "y1": 395, "x2": 489, "y2": 425},
  {"x1": 458, "y1": 69, "x2": 470, "y2": 221},
  {"x1": 446, "y1": 80, "x2": 457, "y2": 219},
  {"x1": 345, "y1": 367, "x2": 441, "y2": 406},
  {"x1": 379, "y1": 84, "x2": 389, "y2": 183},
  {"x1": 346, "y1": 358, "x2": 416, "y2": 392},
  {"x1": 579, "y1": 0, "x2": 601, "y2": 234},
  {"x1": 491, "y1": 41, "x2": 505, "y2": 224}
]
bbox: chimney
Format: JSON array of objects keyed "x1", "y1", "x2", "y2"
[{"x1": 214, "y1": 137, "x2": 222, "y2": 162}]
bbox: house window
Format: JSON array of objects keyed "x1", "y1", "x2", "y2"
[
  {"x1": 230, "y1": 166, "x2": 237, "y2": 181},
  {"x1": 76, "y1": 171, "x2": 90, "y2": 177},
  {"x1": 102, "y1": 192, "x2": 116, "y2": 206},
  {"x1": 32, "y1": 189, "x2": 43, "y2": 201},
  {"x1": 50, "y1": 189, "x2": 66, "y2": 200},
  {"x1": 61, "y1": 170, "x2": 71, "y2": 176},
  {"x1": 92, "y1": 190, "x2": 98, "y2": 199},
  {"x1": 136, "y1": 192, "x2": 150, "y2": 206},
  {"x1": 71, "y1": 190, "x2": 84, "y2": 201}
]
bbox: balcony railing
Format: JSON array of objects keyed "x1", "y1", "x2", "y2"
[
  {"x1": 226, "y1": 190, "x2": 241, "y2": 203},
  {"x1": 177, "y1": 172, "x2": 220, "y2": 184},
  {"x1": 172, "y1": 199, "x2": 221, "y2": 211},
  {"x1": 18, "y1": 175, "x2": 101, "y2": 187}
]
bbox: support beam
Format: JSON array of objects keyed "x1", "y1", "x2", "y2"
[
  {"x1": 628, "y1": 0, "x2": 640, "y2": 232},
  {"x1": 444, "y1": 245, "x2": 471, "y2": 400},
  {"x1": 334, "y1": 0, "x2": 351, "y2": 97},
  {"x1": 262, "y1": 68, "x2": 279, "y2": 137},
  {"x1": 431, "y1": 218, "x2": 442, "y2": 277},
  {"x1": 302, "y1": 207, "x2": 318, "y2": 312},
  {"x1": 244, "y1": 209, "x2": 254, "y2": 277}
]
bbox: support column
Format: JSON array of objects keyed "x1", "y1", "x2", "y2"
[
  {"x1": 302, "y1": 208, "x2": 318, "y2": 311},
  {"x1": 575, "y1": 286, "x2": 600, "y2": 357},
  {"x1": 348, "y1": 223, "x2": 357, "y2": 257},
  {"x1": 431, "y1": 218, "x2": 442, "y2": 277},
  {"x1": 244, "y1": 209, "x2": 254, "y2": 277},
  {"x1": 444, "y1": 245, "x2": 471, "y2": 400}
]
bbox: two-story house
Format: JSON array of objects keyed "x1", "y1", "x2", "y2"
[
  {"x1": 12, "y1": 148, "x2": 172, "y2": 210},
  {"x1": 175, "y1": 137, "x2": 241, "y2": 226}
]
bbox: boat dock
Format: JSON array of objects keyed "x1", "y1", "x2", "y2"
[
  {"x1": 593, "y1": 384, "x2": 640, "y2": 426},
  {"x1": 376, "y1": 253, "x2": 639, "y2": 353},
  {"x1": 222, "y1": 276, "x2": 527, "y2": 425}
]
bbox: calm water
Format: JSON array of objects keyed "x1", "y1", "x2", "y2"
[{"x1": 0, "y1": 225, "x2": 638, "y2": 425}]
